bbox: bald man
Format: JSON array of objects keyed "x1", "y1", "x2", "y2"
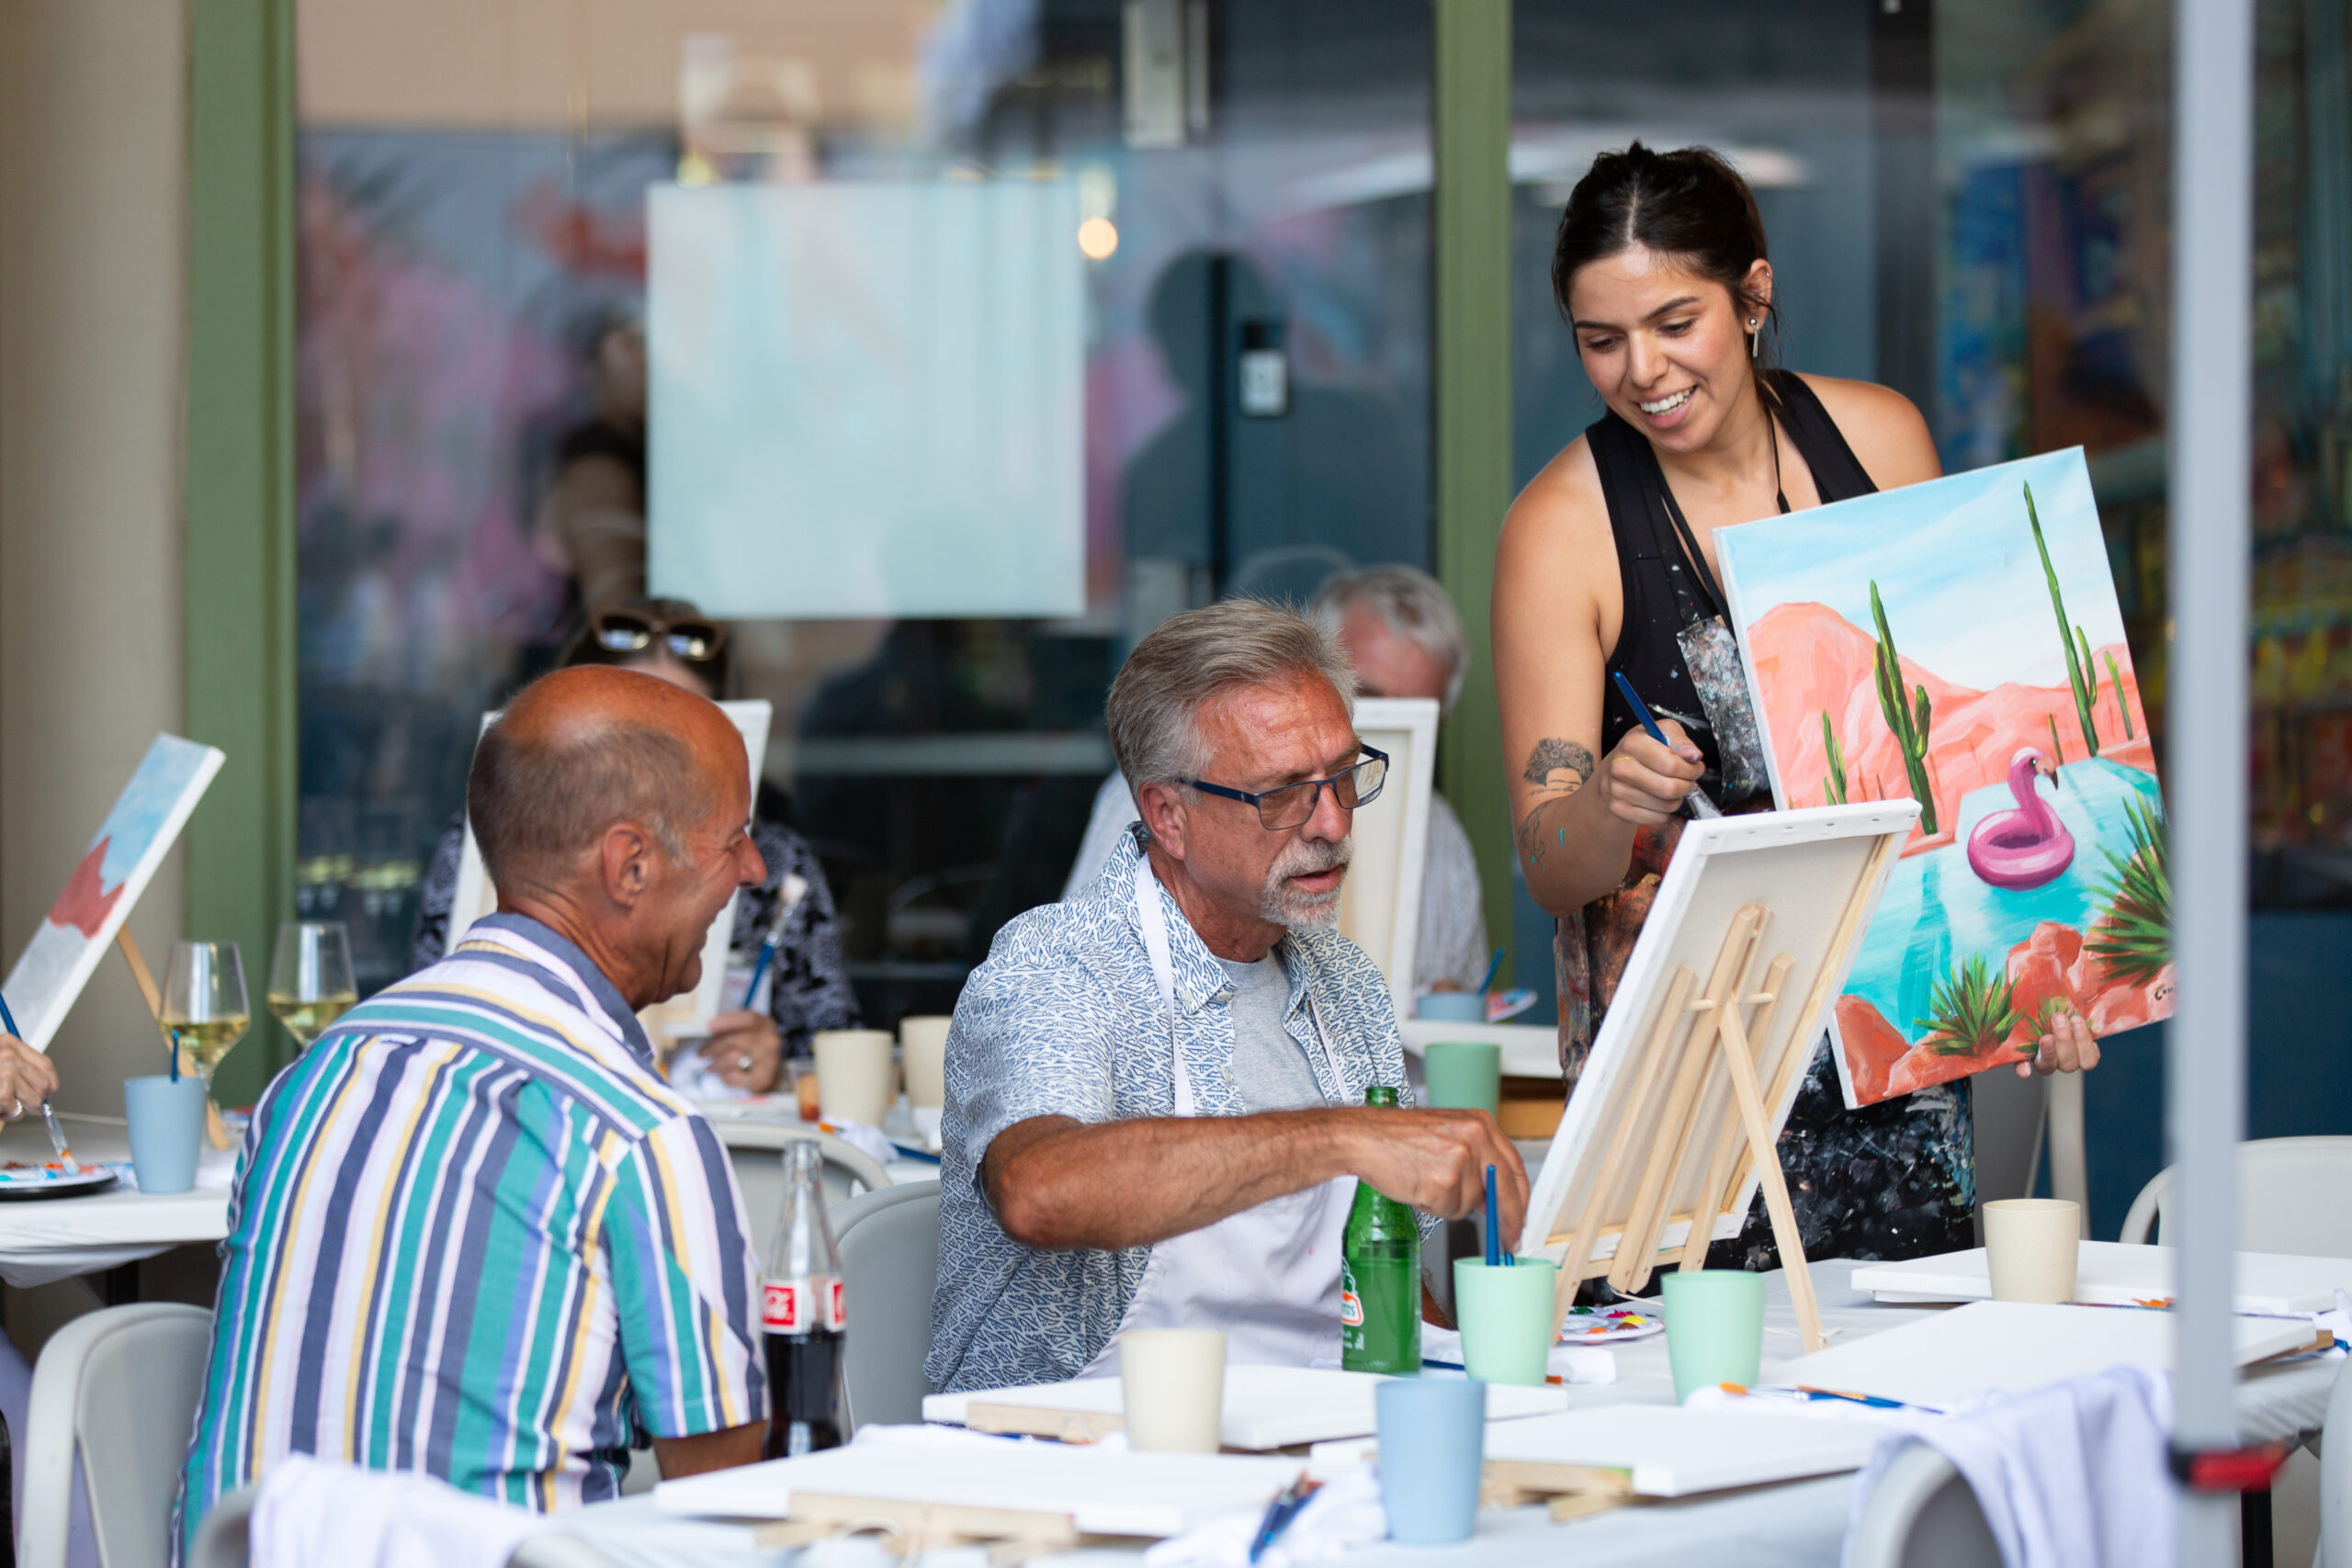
[{"x1": 179, "y1": 667, "x2": 770, "y2": 1543}]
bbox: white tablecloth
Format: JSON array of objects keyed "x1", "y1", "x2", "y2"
[
  {"x1": 559, "y1": 1263, "x2": 2343, "y2": 1568},
  {"x1": 0, "y1": 1121, "x2": 232, "y2": 1287}
]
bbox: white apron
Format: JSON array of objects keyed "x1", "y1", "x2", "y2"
[{"x1": 1078, "y1": 856, "x2": 1356, "y2": 1375}]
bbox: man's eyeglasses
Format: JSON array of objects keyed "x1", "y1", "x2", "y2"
[
  {"x1": 589, "y1": 608, "x2": 726, "y2": 664},
  {"x1": 1187, "y1": 747, "x2": 1388, "y2": 830}
]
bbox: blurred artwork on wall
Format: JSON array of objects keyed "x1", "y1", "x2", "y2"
[{"x1": 1716, "y1": 448, "x2": 2171, "y2": 1108}]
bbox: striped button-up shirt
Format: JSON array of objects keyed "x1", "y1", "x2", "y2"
[{"x1": 178, "y1": 914, "x2": 765, "y2": 1542}]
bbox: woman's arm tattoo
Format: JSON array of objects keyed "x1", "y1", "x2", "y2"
[
  {"x1": 1521, "y1": 738, "x2": 1596, "y2": 791},
  {"x1": 1514, "y1": 739, "x2": 1596, "y2": 869}
]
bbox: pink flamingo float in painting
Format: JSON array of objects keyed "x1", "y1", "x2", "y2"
[{"x1": 1967, "y1": 747, "x2": 2075, "y2": 890}]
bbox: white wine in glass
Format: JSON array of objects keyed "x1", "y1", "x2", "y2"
[
  {"x1": 158, "y1": 940, "x2": 250, "y2": 1085},
  {"x1": 267, "y1": 920, "x2": 357, "y2": 1049}
]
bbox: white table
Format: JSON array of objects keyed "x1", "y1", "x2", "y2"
[
  {"x1": 560, "y1": 1265, "x2": 2344, "y2": 1568},
  {"x1": 0, "y1": 1121, "x2": 232, "y2": 1289}
]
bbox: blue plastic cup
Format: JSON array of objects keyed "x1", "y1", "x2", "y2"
[
  {"x1": 1415, "y1": 992, "x2": 1487, "y2": 1023},
  {"x1": 1375, "y1": 1376, "x2": 1486, "y2": 1544},
  {"x1": 124, "y1": 1076, "x2": 208, "y2": 1194}
]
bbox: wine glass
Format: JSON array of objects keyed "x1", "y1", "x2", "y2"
[
  {"x1": 267, "y1": 920, "x2": 357, "y2": 1051},
  {"x1": 158, "y1": 941, "x2": 250, "y2": 1087}
]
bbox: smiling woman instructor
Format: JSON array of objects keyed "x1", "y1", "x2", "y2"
[{"x1": 1495, "y1": 145, "x2": 2097, "y2": 1266}]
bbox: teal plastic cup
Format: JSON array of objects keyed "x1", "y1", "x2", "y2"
[
  {"x1": 124, "y1": 1075, "x2": 209, "y2": 1195},
  {"x1": 1451, "y1": 1258, "x2": 1559, "y2": 1386},
  {"x1": 1415, "y1": 992, "x2": 1487, "y2": 1023},
  {"x1": 1420, "y1": 1041, "x2": 1501, "y2": 1117},
  {"x1": 1660, "y1": 1269, "x2": 1766, "y2": 1401}
]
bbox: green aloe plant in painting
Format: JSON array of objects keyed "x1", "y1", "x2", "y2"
[
  {"x1": 2027, "y1": 481, "x2": 2101, "y2": 758},
  {"x1": 1822, "y1": 712, "x2": 1849, "y2": 805},
  {"x1": 2086, "y1": 794, "x2": 2170, "y2": 986},
  {"x1": 1869, "y1": 581, "x2": 1938, "y2": 835},
  {"x1": 1914, "y1": 953, "x2": 2024, "y2": 1056}
]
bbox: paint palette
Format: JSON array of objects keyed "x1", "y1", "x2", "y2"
[
  {"x1": 0, "y1": 1161, "x2": 117, "y2": 1200},
  {"x1": 1561, "y1": 1303, "x2": 1664, "y2": 1344}
]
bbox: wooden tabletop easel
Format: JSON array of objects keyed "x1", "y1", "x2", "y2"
[{"x1": 1521, "y1": 806, "x2": 1915, "y2": 1359}]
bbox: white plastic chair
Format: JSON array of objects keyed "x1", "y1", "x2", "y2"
[
  {"x1": 1844, "y1": 1443, "x2": 2004, "y2": 1568},
  {"x1": 831, "y1": 1179, "x2": 941, "y2": 1434},
  {"x1": 2320, "y1": 1354, "x2": 2352, "y2": 1568},
  {"x1": 2118, "y1": 1136, "x2": 2352, "y2": 1252},
  {"x1": 22, "y1": 1303, "x2": 212, "y2": 1568},
  {"x1": 716, "y1": 1124, "x2": 893, "y2": 1257}
]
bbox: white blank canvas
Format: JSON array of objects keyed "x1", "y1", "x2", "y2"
[
  {"x1": 1850, "y1": 1241, "x2": 2352, "y2": 1316},
  {"x1": 1481, "y1": 1404, "x2": 1882, "y2": 1496},
  {"x1": 647, "y1": 181, "x2": 1085, "y2": 619},
  {"x1": 1338, "y1": 697, "x2": 1437, "y2": 1024}
]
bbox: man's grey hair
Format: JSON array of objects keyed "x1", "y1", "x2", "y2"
[
  {"x1": 468, "y1": 708, "x2": 715, "y2": 894},
  {"x1": 1106, "y1": 598, "x2": 1357, "y2": 807},
  {"x1": 1313, "y1": 564, "x2": 1470, "y2": 714}
]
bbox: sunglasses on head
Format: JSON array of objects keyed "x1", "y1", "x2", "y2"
[{"x1": 589, "y1": 609, "x2": 726, "y2": 664}]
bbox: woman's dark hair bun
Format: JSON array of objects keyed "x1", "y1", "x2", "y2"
[{"x1": 1550, "y1": 142, "x2": 1779, "y2": 371}]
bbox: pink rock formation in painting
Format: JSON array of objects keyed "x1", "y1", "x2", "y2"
[{"x1": 1747, "y1": 602, "x2": 2154, "y2": 853}]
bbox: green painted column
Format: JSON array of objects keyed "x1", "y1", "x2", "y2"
[
  {"x1": 1432, "y1": 0, "x2": 1517, "y2": 983},
  {"x1": 184, "y1": 0, "x2": 297, "y2": 1104}
]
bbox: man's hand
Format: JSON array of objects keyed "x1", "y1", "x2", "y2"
[
  {"x1": 700, "y1": 1010, "x2": 783, "y2": 1094},
  {"x1": 2018, "y1": 1010, "x2": 2100, "y2": 1077},
  {"x1": 0, "y1": 1035, "x2": 59, "y2": 1122},
  {"x1": 1340, "y1": 1108, "x2": 1528, "y2": 1239}
]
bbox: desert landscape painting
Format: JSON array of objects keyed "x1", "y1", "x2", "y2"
[{"x1": 1715, "y1": 447, "x2": 2171, "y2": 1108}]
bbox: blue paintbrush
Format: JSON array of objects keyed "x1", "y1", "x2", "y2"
[{"x1": 1611, "y1": 671, "x2": 1723, "y2": 818}]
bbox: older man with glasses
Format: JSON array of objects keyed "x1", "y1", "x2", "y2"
[{"x1": 929, "y1": 599, "x2": 1527, "y2": 1393}]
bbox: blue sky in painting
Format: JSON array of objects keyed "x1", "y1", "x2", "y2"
[
  {"x1": 92, "y1": 736, "x2": 215, "y2": 889},
  {"x1": 1714, "y1": 447, "x2": 2122, "y2": 693}
]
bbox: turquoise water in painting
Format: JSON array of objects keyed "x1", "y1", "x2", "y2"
[{"x1": 1843, "y1": 757, "x2": 2165, "y2": 1040}]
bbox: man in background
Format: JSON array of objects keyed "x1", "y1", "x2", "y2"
[{"x1": 1063, "y1": 564, "x2": 1487, "y2": 993}]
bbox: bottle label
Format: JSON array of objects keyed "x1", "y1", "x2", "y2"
[
  {"x1": 1340, "y1": 1288, "x2": 1363, "y2": 1328},
  {"x1": 763, "y1": 1276, "x2": 845, "y2": 1333}
]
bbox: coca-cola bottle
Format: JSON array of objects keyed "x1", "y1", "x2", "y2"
[{"x1": 762, "y1": 1138, "x2": 845, "y2": 1458}]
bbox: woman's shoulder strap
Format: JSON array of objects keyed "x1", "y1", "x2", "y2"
[
  {"x1": 1770, "y1": 371, "x2": 1878, "y2": 502},
  {"x1": 1583, "y1": 410, "x2": 1668, "y2": 558}
]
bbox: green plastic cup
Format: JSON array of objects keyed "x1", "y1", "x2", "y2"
[
  {"x1": 1421, "y1": 1040, "x2": 1502, "y2": 1117},
  {"x1": 1660, "y1": 1269, "x2": 1766, "y2": 1401},
  {"x1": 1451, "y1": 1258, "x2": 1559, "y2": 1385}
]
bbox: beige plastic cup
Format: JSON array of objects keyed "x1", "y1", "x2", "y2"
[
  {"x1": 811, "y1": 1029, "x2": 896, "y2": 1128},
  {"x1": 1118, "y1": 1329, "x2": 1226, "y2": 1452},
  {"x1": 899, "y1": 1015, "x2": 953, "y2": 1109},
  {"x1": 1984, "y1": 1198, "x2": 2082, "y2": 1303}
]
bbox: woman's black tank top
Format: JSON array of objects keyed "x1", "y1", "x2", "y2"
[{"x1": 1590, "y1": 370, "x2": 1878, "y2": 789}]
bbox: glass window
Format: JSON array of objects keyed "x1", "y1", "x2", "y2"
[{"x1": 292, "y1": 0, "x2": 1437, "y2": 1012}]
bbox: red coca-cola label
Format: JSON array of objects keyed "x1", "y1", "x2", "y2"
[{"x1": 763, "y1": 1276, "x2": 845, "y2": 1333}]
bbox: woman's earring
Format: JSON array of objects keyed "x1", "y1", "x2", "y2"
[{"x1": 1749, "y1": 324, "x2": 1760, "y2": 360}]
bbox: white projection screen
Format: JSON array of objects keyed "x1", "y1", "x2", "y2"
[{"x1": 647, "y1": 181, "x2": 1085, "y2": 619}]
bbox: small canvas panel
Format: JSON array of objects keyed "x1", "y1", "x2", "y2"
[{"x1": 1336, "y1": 697, "x2": 1438, "y2": 1024}]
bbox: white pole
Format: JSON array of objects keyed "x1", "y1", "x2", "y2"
[{"x1": 2168, "y1": 0, "x2": 2255, "y2": 1558}]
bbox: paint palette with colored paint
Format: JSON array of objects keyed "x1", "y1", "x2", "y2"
[
  {"x1": 1561, "y1": 1303, "x2": 1664, "y2": 1344},
  {"x1": 0, "y1": 1160, "x2": 118, "y2": 1199}
]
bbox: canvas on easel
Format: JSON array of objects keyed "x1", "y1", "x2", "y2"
[
  {"x1": 447, "y1": 699, "x2": 773, "y2": 1045},
  {"x1": 1514, "y1": 801, "x2": 1917, "y2": 1352},
  {"x1": 2, "y1": 735, "x2": 225, "y2": 1050},
  {"x1": 1336, "y1": 696, "x2": 1438, "y2": 1025}
]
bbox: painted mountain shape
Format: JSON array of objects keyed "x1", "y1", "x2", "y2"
[
  {"x1": 1747, "y1": 601, "x2": 2155, "y2": 852},
  {"x1": 46, "y1": 836, "x2": 125, "y2": 939}
]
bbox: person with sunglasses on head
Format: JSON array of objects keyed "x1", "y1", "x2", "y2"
[
  {"x1": 406, "y1": 598, "x2": 857, "y2": 1093},
  {"x1": 927, "y1": 599, "x2": 1525, "y2": 1393}
]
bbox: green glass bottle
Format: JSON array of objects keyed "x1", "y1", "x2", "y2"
[{"x1": 1340, "y1": 1084, "x2": 1421, "y2": 1373}]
